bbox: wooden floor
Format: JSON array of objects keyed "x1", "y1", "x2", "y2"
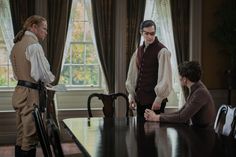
[{"x1": 0, "y1": 143, "x2": 82, "y2": 157}]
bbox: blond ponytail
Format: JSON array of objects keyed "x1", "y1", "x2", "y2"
[
  {"x1": 13, "y1": 28, "x2": 27, "y2": 43},
  {"x1": 13, "y1": 15, "x2": 46, "y2": 43}
]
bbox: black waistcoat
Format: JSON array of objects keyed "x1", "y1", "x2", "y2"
[{"x1": 135, "y1": 37, "x2": 166, "y2": 105}]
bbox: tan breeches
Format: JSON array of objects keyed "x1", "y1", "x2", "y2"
[{"x1": 12, "y1": 86, "x2": 39, "y2": 151}]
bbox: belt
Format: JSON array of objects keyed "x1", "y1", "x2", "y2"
[{"x1": 17, "y1": 80, "x2": 39, "y2": 90}]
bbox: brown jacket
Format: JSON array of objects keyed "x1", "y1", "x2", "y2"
[{"x1": 160, "y1": 81, "x2": 216, "y2": 127}]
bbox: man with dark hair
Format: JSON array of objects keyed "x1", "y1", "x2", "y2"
[
  {"x1": 144, "y1": 61, "x2": 216, "y2": 128},
  {"x1": 126, "y1": 20, "x2": 172, "y2": 117}
]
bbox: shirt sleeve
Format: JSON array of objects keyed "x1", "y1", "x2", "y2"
[
  {"x1": 25, "y1": 43, "x2": 55, "y2": 84},
  {"x1": 153, "y1": 48, "x2": 172, "y2": 104},
  {"x1": 125, "y1": 49, "x2": 138, "y2": 102}
]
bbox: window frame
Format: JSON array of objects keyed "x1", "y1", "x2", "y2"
[{"x1": 59, "y1": 0, "x2": 103, "y2": 89}]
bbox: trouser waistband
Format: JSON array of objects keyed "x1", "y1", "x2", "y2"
[{"x1": 17, "y1": 80, "x2": 39, "y2": 90}]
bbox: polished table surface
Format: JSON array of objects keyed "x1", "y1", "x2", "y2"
[{"x1": 62, "y1": 117, "x2": 236, "y2": 157}]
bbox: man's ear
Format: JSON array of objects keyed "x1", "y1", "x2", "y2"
[
  {"x1": 30, "y1": 24, "x2": 38, "y2": 33},
  {"x1": 184, "y1": 77, "x2": 189, "y2": 85},
  {"x1": 32, "y1": 24, "x2": 38, "y2": 29}
]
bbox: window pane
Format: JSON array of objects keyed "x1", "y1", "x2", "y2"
[
  {"x1": 9, "y1": 66, "x2": 16, "y2": 86},
  {"x1": 84, "y1": 22, "x2": 93, "y2": 42},
  {"x1": 60, "y1": 65, "x2": 70, "y2": 84},
  {"x1": 71, "y1": 44, "x2": 85, "y2": 64},
  {"x1": 64, "y1": 46, "x2": 71, "y2": 64},
  {"x1": 71, "y1": 0, "x2": 85, "y2": 42},
  {"x1": 0, "y1": 47, "x2": 8, "y2": 64},
  {"x1": 71, "y1": 65, "x2": 100, "y2": 86},
  {"x1": 72, "y1": 21, "x2": 85, "y2": 41},
  {"x1": 72, "y1": 65, "x2": 85, "y2": 85},
  {"x1": 73, "y1": 0, "x2": 84, "y2": 20},
  {"x1": 0, "y1": 66, "x2": 8, "y2": 86},
  {"x1": 86, "y1": 44, "x2": 98, "y2": 64},
  {"x1": 85, "y1": 65, "x2": 100, "y2": 86}
]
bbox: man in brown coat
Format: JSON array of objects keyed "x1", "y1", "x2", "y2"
[{"x1": 145, "y1": 61, "x2": 216, "y2": 128}]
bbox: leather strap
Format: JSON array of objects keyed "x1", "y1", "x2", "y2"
[{"x1": 17, "y1": 80, "x2": 39, "y2": 90}]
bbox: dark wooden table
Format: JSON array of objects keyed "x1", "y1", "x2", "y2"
[{"x1": 62, "y1": 117, "x2": 236, "y2": 157}]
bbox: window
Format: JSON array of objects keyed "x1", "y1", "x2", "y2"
[
  {"x1": 0, "y1": 0, "x2": 15, "y2": 88},
  {"x1": 59, "y1": 0, "x2": 102, "y2": 88},
  {"x1": 144, "y1": 0, "x2": 185, "y2": 107},
  {"x1": 0, "y1": 30, "x2": 15, "y2": 87}
]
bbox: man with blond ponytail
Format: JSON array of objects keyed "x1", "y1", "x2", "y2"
[{"x1": 10, "y1": 15, "x2": 55, "y2": 157}]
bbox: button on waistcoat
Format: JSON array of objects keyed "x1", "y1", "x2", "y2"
[{"x1": 135, "y1": 38, "x2": 166, "y2": 105}]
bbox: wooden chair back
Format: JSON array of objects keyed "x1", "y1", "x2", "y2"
[
  {"x1": 87, "y1": 93, "x2": 130, "y2": 117},
  {"x1": 214, "y1": 104, "x2": 236, "y2": 138}
]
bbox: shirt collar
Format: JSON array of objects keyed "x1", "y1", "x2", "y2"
[
  {"x1": 190, "y1": 81, "x2": 203, "y2": 93},
  {"x1": 25, "y1": 31, "x2": 38, "y2": 41}
]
